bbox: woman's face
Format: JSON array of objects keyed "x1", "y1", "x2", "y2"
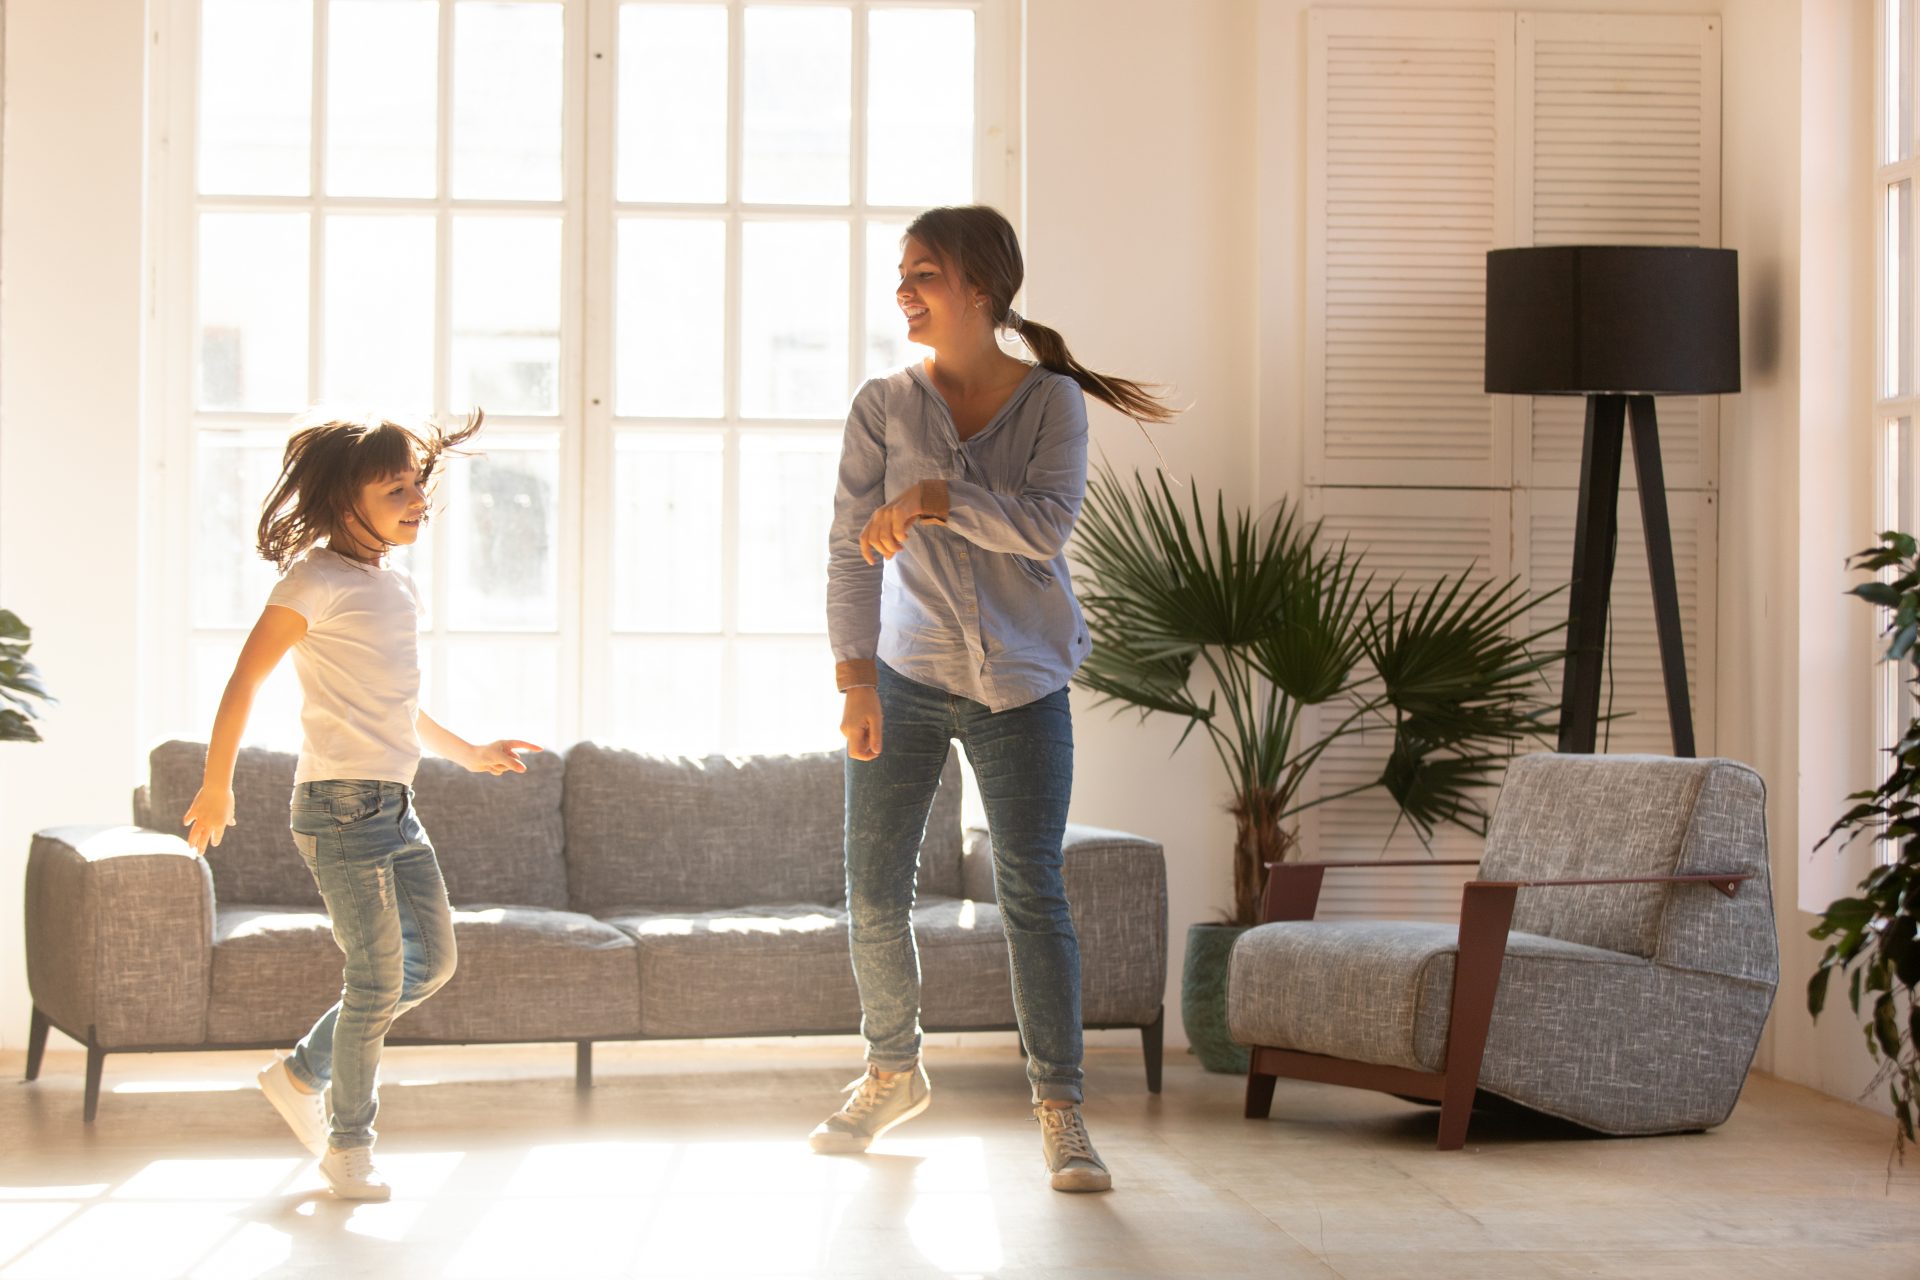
[{"x1": 896, "y1": 234, "x2": 988, "y2": 351}]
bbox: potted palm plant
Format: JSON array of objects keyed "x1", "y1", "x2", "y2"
[
  {"x1": 0, "y1": 610, "x2": 56, "y2": 742},
  {"x1": 1071, "y1": 466, "x2": 1563, "y2": 1070}
]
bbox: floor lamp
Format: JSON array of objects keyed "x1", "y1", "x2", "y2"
[{"x1": 1484, "y1": 246, "x2": 1740, "y2": 758}]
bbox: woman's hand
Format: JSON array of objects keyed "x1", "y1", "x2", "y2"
[
  {"x1": 182, "y1": 786, "x2": 236, "y2": 856},
  {"x1": 470, "y1": 740, "x2": 543, "y2": 775},
  {"x1": 841, "y1": 687, "x2": 884, "y2": 760},
  {"x1": 859, "y1": 482, "x2": 932, "y2": 564}
]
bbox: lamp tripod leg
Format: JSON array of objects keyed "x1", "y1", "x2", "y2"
[
  {"x1": 1626, "y1": 395, "x2": 1696, "y2": 758},
  {"x1": 1557, "y1": 394, "x2": 1627, "y2": 754}
]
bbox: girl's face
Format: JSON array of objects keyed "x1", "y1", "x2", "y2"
[
  {"x1": 897, "y1": 235, "x2": 989, "y2": 351},
  {"x1": 347, "y1": 465, "x2": 428, "y2": 556}
]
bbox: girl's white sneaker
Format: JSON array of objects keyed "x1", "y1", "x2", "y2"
[
  {"x1": 256, "y1": 1057, "x2": 328, "y2": 1157},
  {"x1": 319, "y1": 1146, "x2": 391, "y2": 1201}
]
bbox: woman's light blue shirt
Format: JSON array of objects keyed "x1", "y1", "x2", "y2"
[{"x1": 827, "y1": 362, "x2": 1092, "y2": 713}]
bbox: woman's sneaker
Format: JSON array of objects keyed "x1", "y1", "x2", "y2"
[
  {"x1": 257, "y1": 1056, "x2": 328, "y2": 1157},
  {"x1": 319, "y1": 1146, "x2": 392, "y2": 1201},
  {"x1": 809, "y1": 1062, "x2": 932, "y2": 1153},
  {"x1": 1036, "y1": 1104, "x2": 1112, "y2": 1192}
]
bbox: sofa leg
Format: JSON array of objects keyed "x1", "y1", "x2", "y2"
[
  {"x1": 1245, "y1": 1068, "x2": 1277, "y2": 1119},
  {"x1": 25, "y1": 1007, "x2": 49, "y2": 1082},
  {"x1": 83, "y1": 1040, "x2": 105, "y2": 1124},
  {"x1": 575, "y1": 1041, "x2": 593, "y2": 1093},
  {"x1": 1141, "y1": 1006, "x2": 1164, "y2": 1094}
]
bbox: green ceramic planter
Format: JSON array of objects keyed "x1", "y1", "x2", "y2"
[{"x1": 1181, "y1": 922, "x2": 1252, "y2": 1074}]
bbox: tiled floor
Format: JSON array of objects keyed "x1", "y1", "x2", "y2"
[{"x1": 2, "y1": 1041, "x2": 1916, "y2": 1278}]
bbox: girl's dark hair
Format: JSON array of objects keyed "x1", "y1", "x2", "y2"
[
  {"x1": 258, "y1": 410, "x2": 484, "y2": 571},
  {"x1": 903, "y1": 205, "x2": 1177, "y2": 425}
]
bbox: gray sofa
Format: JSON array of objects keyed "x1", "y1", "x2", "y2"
[
  {"x1": 1227, "y1": 753, "x2": 1777, "y2": 1148},
  {"x1": 25, "y1": 740, "x2": 1168, "y2": 1121}
]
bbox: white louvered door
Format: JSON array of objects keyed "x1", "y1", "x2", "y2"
[
  {"x1": 1307, "y1": 10, "x2": 1514, "y2": 490},
  {"x1": 1300, "y1": 10, "x2": 1722, "y2": 921}
]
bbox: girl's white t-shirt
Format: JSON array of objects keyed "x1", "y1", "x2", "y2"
[{"x1": 265, "y1": 548, "x2": 424, "y2": 785}]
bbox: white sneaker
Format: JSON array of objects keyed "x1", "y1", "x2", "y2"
[
  {"x1": 1036, "y1": 1105, "x2": 1112, "y2": 1193},
  {"x1": 809, "y1": 1062, "x2": 932, "y2": 1153},
  {"x1": 257, "y1": 1057, "x2": 328, "y2": 1157},
  {"x1": 319, "y1": 1146, "x2": 392, "y2": 1201}
]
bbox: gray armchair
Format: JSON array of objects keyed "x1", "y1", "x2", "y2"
[{"x1": 1226, "y1": 754, "x2": 1777, "y2": 1149}]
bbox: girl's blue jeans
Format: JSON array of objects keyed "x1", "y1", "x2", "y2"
[
  {"x1": 846, "y1": 661, "x2": 1085, "y2": 1104},
  {"x1": 285, "y1": 779, "x2": 457, "y2": 1151}
]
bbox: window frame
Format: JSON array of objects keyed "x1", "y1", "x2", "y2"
[{"x1": 143, "y1": 0, "x2": 1017, "y2": 756}]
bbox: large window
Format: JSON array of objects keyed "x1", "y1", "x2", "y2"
[
  {"x1": 1882, "y1": 0, "x2": 1918, "y2": 802},
  {"x1": 158, "y1": 0, "x2": 1011, "y2": 755}
]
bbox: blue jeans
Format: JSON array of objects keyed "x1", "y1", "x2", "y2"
[
  {"x1": 846, "y1": 661, "x2": 1084, "y2": 1104},
  {"x1": 285, "y1": 780, "x2": 456, "y2": 1150}
]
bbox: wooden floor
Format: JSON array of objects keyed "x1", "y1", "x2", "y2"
[{"x1": 2, "y1": 1041, "x2": 1916, "y2": 1279}]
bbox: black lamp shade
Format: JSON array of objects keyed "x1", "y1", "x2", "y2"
[{"x1": 1484, "y1": 246, "x2": 1740, "y2": 396}]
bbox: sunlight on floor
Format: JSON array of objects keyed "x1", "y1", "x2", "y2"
[{"x1": 0, "y1": 1139, "x2": 1004, "y2": 1279}]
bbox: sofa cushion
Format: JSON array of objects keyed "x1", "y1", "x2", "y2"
[
  {"x1": 1478, "y1": 754, "x2": 1710, "y2": 957},
  {"x1": 563, "y1": 744, "x2": 965, "y2": 912},
  {"x1": 207, "y1": 904, "x2": 639, "y2": 1045},
  {"x1": 147, "y1": 741, "x2": 570, "y2": 910},
  {"x1": 148, "y1": 741, "x2": 321, "y2": 909},
  {"x1": 1225, "y1": 919, "x2": 1643, "y2": 1071},
  {"x1": 410, "y1": 750, "x2": 569, "y2": 909},
  {"x1": 607, "y1": 895, "x2": 1011, "y2": 1037}
]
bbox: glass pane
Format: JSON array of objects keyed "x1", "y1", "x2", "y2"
[
  {"x1": 453, "y1": 2, "x2": 564, "y2": 200},
  {"x1": 613, "y1": 431, "x2": 722, "y2": 632},
  {"x1": 1892, "y1": 180, "x2": 1913, "y2": 398},
  {"x1": 323, "y1": 214, "x2": 436, "y2": 412},
  {"x1": 443, "y1": 439, "x2": 560, "y2": 630},
  {"x1": 327, "y1": 0, "x2": 439, "y2": 197},
  {"x1": 199, "y1": 212, "x2": 309, "y2": 411},
  {"x1": 1893, "y1": 0, "x2": 1915, "y2": 163},
  {"x1": 740, "y1": 221, "x2": 850, "y2": 418},
  {"x1": 618, "y1": 4, "x2": 728, "y2": 203},
  {"x1": 737, "y1": 431, "x2": 837, "y2": 633},
  {"x1": 453, "y1": 216, "x2": 562, "y2": 416},
  {"x1": 742, "y1": 6, "x2": 851, "y2": 204},
  {"x1": 731, "y1": 638, "x2": 842, "y2": 755},
  {"x1": 864, "y1": 220, "x2": 931, "y2": 379},
  {"x1": 867, "y1": 9, "x2": 973, "y2": 207},
  {"x1": 444, "y1": 639, "x2": 560, "y2": 750},
  {"x1": 199, "y1": 0, "x2": 312, "y2": 195},
  {"x1": 193, "y1": 431, "x2": 290, "y2": 629},
  {"x1": 616, "y1": 219, "x2": 726, "y2": 417},
  {"x1": 609, "y1": 638, "x2": 723, "y2": 754},
  {"x1": 194, "y1": 639, "x2": 304, "y2": 750}
]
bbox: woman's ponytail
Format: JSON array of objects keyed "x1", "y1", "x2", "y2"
[{"x1": 1007, "y1": 311, "x2": 1176, "y2": 425}]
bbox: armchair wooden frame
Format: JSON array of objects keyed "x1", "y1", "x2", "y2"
[{"x1": 1241, "y1": 859, "x2": 1752, "y2": 1150}]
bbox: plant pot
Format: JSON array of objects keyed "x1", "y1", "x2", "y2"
[{"x1": 1180, "y1": 921, "x2": 1252, "y2": 1074}]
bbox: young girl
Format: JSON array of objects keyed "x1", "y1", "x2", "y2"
[
  {"x1": 182, "y1": 411, "x2": 540, "y2": 1201},
  {"x1": 815, "y1": 205, "x2": 1175, "y2": 1192}
]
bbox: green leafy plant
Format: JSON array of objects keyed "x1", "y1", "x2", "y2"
[
  {"x1": 0, "y1": 610, "x2": 56, "y2": 742},
  {"x1": 1808, "y1": 531, "x2": 1920, "y2": 1156},
  {"x1": 1071, "y1": 465, "x2": 1564, "y2": 926}
]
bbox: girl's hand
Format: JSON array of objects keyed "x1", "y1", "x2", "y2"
[
  {"x1": 182, "y1": 787, "x2": 236, "y2": 857},
  {"x1": 841, "y1": 687, "x2": 884, "y2": 760},
  {"x1": 859, "y1": 482, "x2": 931, "y2": 564},
  {"x1": 471, "y1": 740, "x2": 542, "y2": 775}
]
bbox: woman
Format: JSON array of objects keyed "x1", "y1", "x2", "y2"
[{"x1": 813, "y1": 205, "x2": 1174, "y2": 1193}]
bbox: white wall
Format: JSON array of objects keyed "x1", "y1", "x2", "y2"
[
  {"x1": 1026, "y1": 0, "x2": 1258, "y2": 1045},
  {"x1": 0, "y1": 0, "x2": 151, "y2": 1052}
]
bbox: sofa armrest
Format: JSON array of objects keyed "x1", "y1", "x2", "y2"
[
  {"x1": 960, "y1": 824, "x2": 1168, "y2": 1025},
  {"x1": 26, "y1": 826, "x2": 215, "y2": 1048},
  {"x1": 1062, "y1": 825, "x2": 1168, "y2": 1025}
]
